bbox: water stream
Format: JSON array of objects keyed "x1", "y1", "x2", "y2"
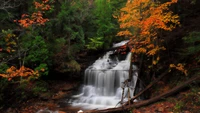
[{"x1": 69, "y1": 41, "x2": 138, "y2": 110}]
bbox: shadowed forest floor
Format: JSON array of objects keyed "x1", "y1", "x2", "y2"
[{"x1": 3, "y1": 79, "x2": 199, "y2": 113}]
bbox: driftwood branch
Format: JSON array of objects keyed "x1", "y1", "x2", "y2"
[{"x1": 92, "y1": 74, "x2": 200, "y2": 113}]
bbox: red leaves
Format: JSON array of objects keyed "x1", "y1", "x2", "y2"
[{"x1": 116, "y1": 45, "x2": 127, "y2": 55}]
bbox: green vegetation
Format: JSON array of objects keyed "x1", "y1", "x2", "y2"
[{"x1": 0, "y1": 0, "x2": 200, "y2": 112}]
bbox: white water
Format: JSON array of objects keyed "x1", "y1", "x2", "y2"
[
  {"x1": 69, "y1": 41, "x2": 138, "y2": 110},
  {"x1": 112, "y1": 40, "x2": 129, "y2": 48}
]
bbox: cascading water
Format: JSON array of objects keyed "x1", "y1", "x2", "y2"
[{"x1": 69, "y1": 41, "x2": 138, "y2": 110}]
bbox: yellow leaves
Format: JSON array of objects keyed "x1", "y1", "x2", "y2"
[
  {"x1": 118, "y1": 0, "x2": 180, "y2": 46},
  {"x1": 152, "y1": 57, "x2": 160, "y2": 65},
  {"x1": 132, "y1": 47, "x2": 147, "y2": 54},
  {"x1": 138, "y1": 48, "x2": 147, "y2": 53},
  {"x1": 40, "y1": 68, "x2": 45, "y2": 72},
  {"x1": 147, "y1": 46, "x2": 166, "y2": 56},
  {"x1": 170, "y1": 63, "x2": 188, "y2": 76},
  {"x1": 152, "y1": 60, "x2": 157, "y2": 65},
  {"x1": 0, "y1": 66, "x2": 39, "y2": 81},
  {"x1": 112, "y1": 14, "x2": 118, "y2": 19},
  {"x1": 2, "y1": 31, "x2": 17, "y2": 54},
  {"x1": 117, "y1": 0, "x2": 180, "y2": 74},
  {"x1": 147, "y1": 46, "x2": 158, "y2": 56},
  {"x1": 117, "y1": 30, "x2": 132, "y2": 36},
  {"x1": 6, "y1": 48, "x2": 11, "y2": 53},
  {"x1": 33, "y1": 70, "x2": 40, "y2": 76},
  {"x1": 157, "y1": 56, "x2": 160, "y2": 61}
]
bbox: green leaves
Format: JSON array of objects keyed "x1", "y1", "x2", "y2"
[
  {"x1": 0, "y1": 63, "x2": 9, "y2": 73},
  {"x1": 181, "y1": 31, "x2": 200, "y2": 74},
  {"x1": 24, "y1": 36, "x2": 49, "y2": 63},
  {"x1": 34, "y1": 63, "x2": 48, "y2": 76},
  {"x1": 66, "y1": 60, "x2": 81, "y2": 72},
  {"x1": 86, "y1": 37, "x2": 104, "y2": 50},
  {"x1": 94, "y1": 0, "x2": 115, "y2": 36},
  {"x1": 85, "y1": 0, "x2": 125, "y2": 50},
  {"x1": 56, "y1": 0, "x2": 86, "y2": 53},
  {"x1": 183, "y1": 31, "x2": 200, "y2": 55}
]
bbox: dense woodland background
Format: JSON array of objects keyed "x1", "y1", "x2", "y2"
[{"x1": 0, "y1": 0, "x2": 200, "y2": 112}]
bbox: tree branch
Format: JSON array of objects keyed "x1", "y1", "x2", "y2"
[
  {"x1": 129, "y1": 69, "x2": 169, "y2": 102},
  {"x1": 92, "y1": 74, "x2": 200, "y2": 113}
]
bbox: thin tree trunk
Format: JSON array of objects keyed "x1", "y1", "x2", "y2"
[
  {"x1": 67, "y1": 36, "x2": 70, "y2": 56},
  {"x1": 92, "y1": 74, "x2": 200, "y2": 113},
  {"x1": 128, "y1": 52, "x2": 133, "y2": 81},
  {"x1": 130, "y1": 69, "x2": 169, "y2": 102}
]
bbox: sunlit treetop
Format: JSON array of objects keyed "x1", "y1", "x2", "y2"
[{"x1": 117, "y1": 0, "x2": 180, "y2": 58}]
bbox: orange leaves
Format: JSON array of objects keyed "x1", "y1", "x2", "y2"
[
  {"x1": 34, "y1": 0, "x2": 51, "y2": 11},
  {"x1": 31, "y1": 11, "x2": 49, "y2": 25},
  {"x1": 170, "y1": 63, "x2": 188, "y2": 76},
  {"x1": 118, "y1": 0, "x2": 180, "y2": 37},
  {"x1": 146, "y1": 46, "x2": 165, "y2": 56},
  {"x1": 17, "y1": 11, "x2": 49, "y2": 28},
  {"x1": 15, "y1": 0, "x2": 51, "y2": 28},
  {"x1": 132, "y1": 48, "x2": 147, "y2": 54},
  {"x1": 0, "y1": 66, "x2": 39, "y2": 81},
  {"x1": 172, "y1": 0, "x2": 178, "y2": 3},
  {"x1": 17, "y1": 17, "x2": 32, "y2": 28},
  {"x1": 147, "y1": 47, "x2": 158, "y2": 56},
  {"x1": 117, "y1": 0, "x2": 180, "y2": 66},
  {"x1": 40, "y1": 68, "x2": 45, "y2": 72},
  {"x1": 151, "y1": 56, "x2": 160, "y2": 65},
  {"x1": 147, "y1": 44, "x2": 154, "y2": 49},
  {"x1": 138, "y1": 47, "x2": 147, "y2": 53},
  {"x1": 2, "y1": 31, "x2": 17, "y2": 53},
  {"x1": 117, "y1": 30, "x2": 132, "y2": 36}
]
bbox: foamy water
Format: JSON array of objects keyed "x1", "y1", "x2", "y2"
[{"x1": 69, "y1": 41, "x2": 138, "y2": 110}]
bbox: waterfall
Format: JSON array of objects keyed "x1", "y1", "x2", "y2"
[{"x1": 69, "y1": 41, "x2": 138, "y2": 110}]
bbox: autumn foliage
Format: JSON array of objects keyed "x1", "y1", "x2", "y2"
[
  {"x1": 15, "y1": 0, "x2": 51, "y2": 28},
  {"x1": 3, "y1": 32, "x2": 17, "y2": 53},
  {"x1": 0, "y1": 0, "x2": 52, "y2": 81},
  {"x1": 170, "y1": 63, "x2": 188, "y2": 76},
  {"x1": 0, "y1": 66, "x2": 40, "y2": 81},
  {"x1": 117, "y1": 0, "x2": 180, "y2": 65}
]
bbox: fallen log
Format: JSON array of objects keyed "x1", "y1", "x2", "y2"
[
  {"x1": 93, "y1": 74, "x2": 200, "y2": 113},
  {"x1": 130, "y1": 69, "x2": 169, "y2": 102}
]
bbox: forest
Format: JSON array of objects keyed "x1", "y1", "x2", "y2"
[{"x1": 0, "y1": 0, "x2": 200, "y2": 113}]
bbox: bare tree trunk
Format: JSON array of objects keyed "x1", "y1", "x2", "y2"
[
  {"x1": 130, "y1": 69, "x2": 169, "y2": 102},
  {"x1": 92, "y1": 74, "x2": 200, "y2": 113},
  {"x1": 128, "y1": 52, "x2": 133, "y2": 81}
]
